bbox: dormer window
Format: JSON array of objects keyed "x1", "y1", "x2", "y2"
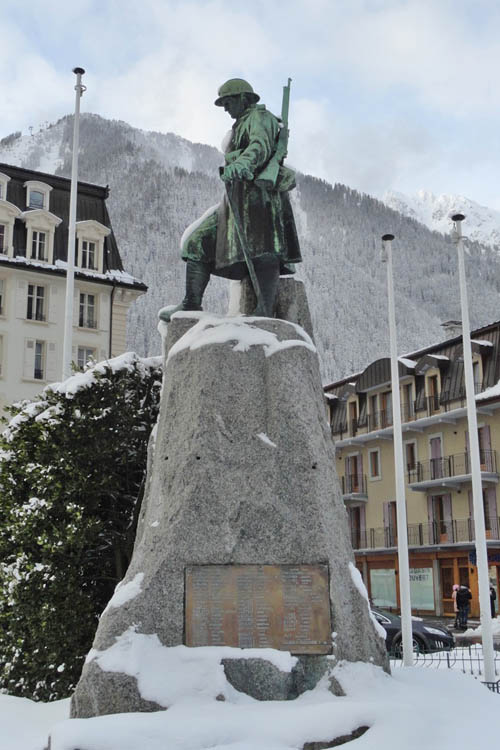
[
  {"x1": 75, "y1": 220, "x2": 111, "y2": 274},
  {"x1": 23, "y1": 181, "x2": 52, "y2": 212},
  {"x1": 29, "y1": 190, "x2": 44, "y2": 209},
  {"x1": 0, "y1": 172, "x2": 10, "y2": 201},
  {"x1": 80, "y1": 239, "x2": 97, "y2": 270},
  {"x1": 20, "y1": 209, "x2": 62, "y2": 265},
  {"x1": 31, "y1": 230, "x2": 47, "y2": 261}
]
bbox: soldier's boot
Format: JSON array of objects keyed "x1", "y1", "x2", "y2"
[
  {"x1": 252, "y1": 256, "x2": 280, "y2": 318},
  {"x1": 158, "y1": 260, "x2": 211, "y2": 323}
]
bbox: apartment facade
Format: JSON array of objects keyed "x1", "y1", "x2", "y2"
[
  {"x1": 326, "y1": 320, "x2": 500, "y2": 618},
  {"x1": 0, "y1": 163, "x2": 146, "y2": 411}
]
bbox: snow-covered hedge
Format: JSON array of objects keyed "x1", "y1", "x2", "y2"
[{"x1": 0, "y1": 353, "x2": 162, "y2": 701}]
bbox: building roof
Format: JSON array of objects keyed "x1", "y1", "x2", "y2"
[{"x1": 0, "y1": 162, "x2": 146, "y2": 291}]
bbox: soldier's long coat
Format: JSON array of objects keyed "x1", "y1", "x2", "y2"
[{"x1": 181, "y1": 104, "x2": 302, "y2": 279}]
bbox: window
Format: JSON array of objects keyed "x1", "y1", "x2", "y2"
[
  {"x1": 403, "y1": 382, "x2": 414, "y2": 420},
  {"x1": 29, "y1": 190, "x2": 44, "y2": 209},
  {"x1": 0, "y1": 334, "x2": 3, "y2": 376},
  {"x1": 34, "y1": 340, "x2": 45, "y2": 380},
  {"x1": 369, "y1": 448, "x2": 381, "y2": 479},
  {"x1": 427, "y1": 374, "x2": 440, "y2": 413},
  {"x1": 0, "y1": 279, "x2": 4, "y2": 316},
  {"x1": 79, "y1": 293, "x2": 96, "y2": 329},
  {"x1": 24, "y1": 180, "x2": 52, "y2": 212},
  {"x1": 77, "y1": 346, "x2": 96, "y2": 370},
  {"x1": 80, "y1": 239, "x2": 97, "y2": 270},
  {"x1": 405, "y1": 441, "x2": 417, "y2": 472},
  {"x1": 75, "y1": 220, "x2": 111, "y2": 273},
  {"x1": 0, "y1": 224, "x2": 5, "y2": 255},
  {"x1": 27, "y1": 284, "x2": 45, "y2": 321},
  {"x1": 31, "y1": 230, "x2": 47, "y2": 261},
  {"x1": 473, "y1": 360, "x2": 481, "y2": 392}
]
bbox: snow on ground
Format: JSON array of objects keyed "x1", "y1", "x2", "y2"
[
  {"x1": 3, "y1": 659, "x2": 499, "y2": 750},
  {"x1": 464, "y1": 616, "x2": 500, "y2": 637},
  {"x1": 1, "y1": 693, "x2": 69, "y2": 750}
]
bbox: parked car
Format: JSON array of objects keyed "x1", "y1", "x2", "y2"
[{"x1": 372, "y1": 609, "x2": 455, "y2": 654}]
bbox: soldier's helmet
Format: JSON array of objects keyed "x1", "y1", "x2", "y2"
[{"x1": 214, "y1": 78, "x2": 260, "y2": 106}]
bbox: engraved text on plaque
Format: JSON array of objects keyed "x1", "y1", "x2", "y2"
[{"x1": 185, "y1": 564, "x2": 331, "y2": 654}]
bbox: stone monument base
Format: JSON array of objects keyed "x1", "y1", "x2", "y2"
[{"x1": 70, "y1": 313, "x2": 388, "y2": 718}]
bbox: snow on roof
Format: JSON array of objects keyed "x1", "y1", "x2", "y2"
[
  {"x1": 398, "y1": 357, "x2": 416, "y2": 368},
  {"x1": 428, "y1": 354, "x2": 449, "y2": 360},
  {"x1": 0, "y1": 256, "x2": 144, "y2": 287},
  {"x1": 324, "y1": 392, "x2": 338, "y2": 400},
  {"x1": 165, "y1": 313, "x2": 316, "y2": 361},
  {"x1": 471, "y1": 339, "x2": 494, "y2": 347},
  {"x1": 476, "y1": 381, "x2": 500, "y2": 401}
]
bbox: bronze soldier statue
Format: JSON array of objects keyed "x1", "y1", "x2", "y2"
[{"x1": 160, "y1": 78, "x2": 302, "y2": 322}]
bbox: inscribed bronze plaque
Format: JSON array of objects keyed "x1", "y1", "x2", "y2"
[{"x1": 185, "y1": 564, "x2": 331, "y2": 654}]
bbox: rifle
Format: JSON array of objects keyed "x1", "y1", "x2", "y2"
[{"x1": 255, "y1": 78, "x2": 292, "y2": 190}]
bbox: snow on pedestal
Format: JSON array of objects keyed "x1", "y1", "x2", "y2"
[{"x1": 70, "y1": 313, "x2": 388, "y2": 718}]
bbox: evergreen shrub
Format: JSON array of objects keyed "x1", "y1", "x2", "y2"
[{"x1": 0, "y1": 353, "x2": 162, "y2": 700}]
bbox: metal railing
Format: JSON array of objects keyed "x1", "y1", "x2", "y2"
[
  {"x1": 415, "y1": 394, "x2": 440, "y2": 416},
  {"x1": 331, "y1": 380, "x2": 487, "y2": 440},
  {"x1": 350, "y1": 516, "x2": 500, "y2": 550},
  {"x1": 342, "y1": 474, "x2": 367, "y2": 495},
  {"x1": 408, "y1": 450, "x2": 497, "y2": 483},
  {"x1": 441, "y1": 381, "x2": 484, "y2": 409},
  {"x1": 390, "y1": 643, "x2": 500, "y2": 682}
]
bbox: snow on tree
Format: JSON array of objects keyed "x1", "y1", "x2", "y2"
[{"x1": 0, "y1": 353, "x2": 162, "y2": 700}]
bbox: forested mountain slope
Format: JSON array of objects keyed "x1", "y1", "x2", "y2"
[{"x1": 2, "y1": 115, "x2": 499, "y2": 382}]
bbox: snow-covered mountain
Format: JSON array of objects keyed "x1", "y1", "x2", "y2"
[
  {"x1": 2, "y1": 117, "x2": 500, "y2": 383},
  {"x1": 383, "y1": 190, "x2": 500, "y2": 250}
]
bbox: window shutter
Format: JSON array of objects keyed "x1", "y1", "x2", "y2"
[
  {"x1": 357, "y1": 453, "x2": 363, "y2": 487},
  {"x1": 427, "y1": 496, "x2": 433, "y2": 523},
  {"x1": 16, "y1": 280, "x2": 27, "y2": 319},
  {"x1": 360, "y1": 505, "x2": 367, "y2": 548},
  {"x1": 23, "y1": 338, "x2": 35, "y2": 378},
  {"x1": 48, "y1": 285, "x2": 58, "y2": 323},
  {"x1": 468, "y1": 490, "x2": 473, "y2": 518},
  {"x1": 73, "y1": 288, "x2": 79, "y2": 323},
  {"x1": 71, "y1": 346, "x2": 77, "y2": 368},
  {"x1": 99, "y1": 348, "x2": 108, "y2": 363},
  {"x1": 486, "y1": 488, "x2": 499, "y2": 538},
  {"x1": 99, "y1": 292, "x2": 110, "y2": 332},
  {"x1": 46, "y1": 342, "x2": 57, "y2": 382}
]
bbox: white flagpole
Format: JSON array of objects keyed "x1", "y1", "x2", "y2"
[
  {"x1": 451, "y1": 213, "x2": 496, "y2": 682},
  {"x1": 62, "y1": 67, "x2": 86, "y2": 380},
  {"x1": 382, "y1": 233, "x2": 413, "y2": 666}
]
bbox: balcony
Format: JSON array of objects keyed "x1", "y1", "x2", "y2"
[
  {"x1": 350, "y1": 516, "x2": 500, "y2": 550},
  {"x1": 333, "y1": 381, "x2": 497, "y2": 447},
  {"x1": 408, "y1": 450, "x2": 499, "y2": 491},
  {"x1": 342, "y1": 474, "x2": 368, "y2": 502}
]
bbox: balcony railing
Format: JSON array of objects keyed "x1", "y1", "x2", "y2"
[
  {"x1": 332, "y1": 381, "x2": 487, "y2": 440},
  {"x1": 350, "y1": 516, "x2": 500, "y2": 550},
  {"x1": 415, "y1": 394, "x2": 440, "y2": 416},
  {"x1": 408, "y1": 450, "x2": 497, "y2": 484},
  {"x1": 342, "y1": 474, "x2": 367, "y2": 495}
]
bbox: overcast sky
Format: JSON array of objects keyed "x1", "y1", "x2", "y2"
[{"x1": 2, "y1": 0, "x2": 500, "y2": 208}]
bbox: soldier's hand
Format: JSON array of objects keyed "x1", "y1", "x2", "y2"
[{"x1": 221, "y1": 162, "x2": 253, "y2": 182}]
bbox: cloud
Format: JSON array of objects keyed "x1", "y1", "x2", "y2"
[{"x1": 1, "y1": 0, "x2": 500, "y2": 207}]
